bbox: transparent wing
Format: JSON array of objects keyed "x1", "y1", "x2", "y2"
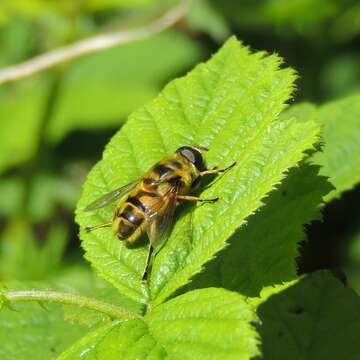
[
  {"x1": 84, "y1": 180, "x2": 138, "y2": 212},
  {"x1": 146, "y1": 186, "x2": 179, "y2": 251}
]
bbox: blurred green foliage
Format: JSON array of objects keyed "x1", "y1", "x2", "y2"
[
  {"x1": 211, "y1": 0, "x2": 360, "y2": 39},
  {"x1": 1, "y1": 0, "x2": 360, "y2": 358},
  {"x1": 0, "y1": 76, "x2": 49, "y2": 174},
  {"x1": 47, "y1": 31, "x2": 202, "y2": 143}
]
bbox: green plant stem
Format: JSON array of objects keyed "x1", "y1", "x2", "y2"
[{"x1": 4, "y1": 290, "x2": 138, "y2": 320}]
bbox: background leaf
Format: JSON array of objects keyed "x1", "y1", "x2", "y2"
[
  {"x1": 339, "y1": 226, "x2": 360, "y2": 296},
  {"x1": 76, "y1": 36, "x2": 320, "y2": 305},
  {"x1": 312, "y1": 94, "x2": 360, "y2": 201},
  {"x1": 0, "y1": 301, "x2": 87, "y2": 359},
  {"x1": 0, "y1": 76, "x2": 49, "y2": 175},
  {"x1": 280, "y1": 96, "x2": 360, "y2": 202},
  {"x1": 256, "y1": 270, "x2": 360, "y2": 360},
  {"x1": 47, "y1": 31, "x2": 202, "y2": 143},
  {"x1": 58, "y1": 288, "x2": 260, "y2": 360},
  {"x1": 0, "y1": 177, "x2": 25, "y2": 217},
  {"x1": 0, "y1": 271, "x2": 142, "y2": 358},
  {"x1": 211, "y1": 0, "x2": 339, "y2": 33},
  {"x1": 320, "y1": 53, "x2": 360, "y2": 100},
  {"x1": 0, "y1": 220, "x2": 68, "y2": 281},
  {"x1": 187, "y1": 162, "x2": 332, "y2": 296},
  {"x1": 51, "y1": 265, "x2": 144, "y2": 326},
  {"x1": 186, "y1": 0, "x2": 230, "y2": 42}
]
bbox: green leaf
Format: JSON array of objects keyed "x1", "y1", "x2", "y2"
[
  {"x1": 0, "y1": 301, "x2": 87, "y2": 359},
  {"x1": 0, "y1": 76, "x2": 49, "y2": 175},
  {"x1": 0, "y1": 276, "x2": 140, "y2": 360},
  {"x1": 320, "y1": 54, "x2": 360, "y2": 101},
  {"x1": 284, "y1": 96, "x2": 360, "y2": 201},
  {"x1": 213, "y1": 0, "x2": 339, "y2": 34},
  {"x1": 0, "y1": 177, "x2": 25, "y2": 217},
  {"x1": 331, "y1": 3, "x2": 360, "y2": 42},
  {"x1": 76, "y1": 36, "x2": 319, "y2": 305},
  {"x1": 342, "y1": 229, "x2": 360, "y2": 296},
  {"x1": 186, "y1": 0, "x2": 230, "y2": 42},
  {"x1": 0, "y1": 271, "x2": 142, "y2": 334},
  {"x1": 187, "y1": 162, "x2": 332, "y2": 296},
  {"x1": 85, "y1": 0, "x2": 162, "y2": 11},
  {"x1": 279, "y1": 102, "x2": 317, "y2": 124},
  {"x1": 0, "y1": 21, "x2": 33, "y2": 67},
  {"x1": 51, "y1": 265, "x2": 144, "y2": 326},
  {"x1": 26, "y1": 170, "x2": 84, "y2": 222},
  {"x1": 0, "y1": 219, "x2": 68, "y2": 280},
  {"x1": 145, "y1": 288, "x2": 260, "y2": 359},
  {"x1": 0, "y1": 286, "x2": 5, "y2": 310},
  {"x1": 56, "y1": 323, "x2": 116, "y2": 360},
  {"x1": 47, "y1": 31, "x2": 202, "y2": 143},
  {"x1": 247, "y1": 280, "x2": 298, "y2": 308},
  {"x1": 26, "y1": 173, "x2": 63, "y2": 222},
  {"x1": 311, "y1": 94, "x2": 360, "y2": 201},
  {"x1": 256, "y1": 270, "x2": 360, "y2": 360},
  {"x1": 58, "y1": 288, "x2": 260, "y2": 360}
]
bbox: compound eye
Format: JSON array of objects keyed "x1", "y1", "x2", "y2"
[{"x1": 180, "y1": 148, "x2": 195, "y2": 163}]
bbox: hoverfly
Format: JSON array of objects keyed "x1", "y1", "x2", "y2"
[{"x1": 84, "y1": 146, "x2": 235, "y2": 281}]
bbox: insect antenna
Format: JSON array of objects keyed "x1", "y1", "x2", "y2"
[{"x1": 84, "y1": 222, "x2": 112, "y2": 233}]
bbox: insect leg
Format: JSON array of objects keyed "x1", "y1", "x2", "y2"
[
  {"x1": 200, "y1": 161, "x2": 236, "y2": 176},
  {"x1": 141, "y1": 243, "x2": 154, "y2": 282},
  {"x1": 84, "y1": 222, "x2": 112, "y2": 233},
  {"x1": 176, "y1": 195, "x2": 220, "y2": 203}
]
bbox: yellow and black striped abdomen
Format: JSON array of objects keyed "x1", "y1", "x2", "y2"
[
  {"x1": 113, "y1": 199, "x2": 145, "y2": 243},
  {"x1": 113, "y1": 186, "x2": 164, "y2": 244}
]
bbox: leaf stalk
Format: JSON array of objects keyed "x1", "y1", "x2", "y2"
[{"x1": 4, "y1": 290, "x2": 138, "y2": 320}]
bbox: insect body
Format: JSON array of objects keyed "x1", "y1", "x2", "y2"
[{"x1": 84, "y1": 146, "x2": 235, "y2": 280}]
